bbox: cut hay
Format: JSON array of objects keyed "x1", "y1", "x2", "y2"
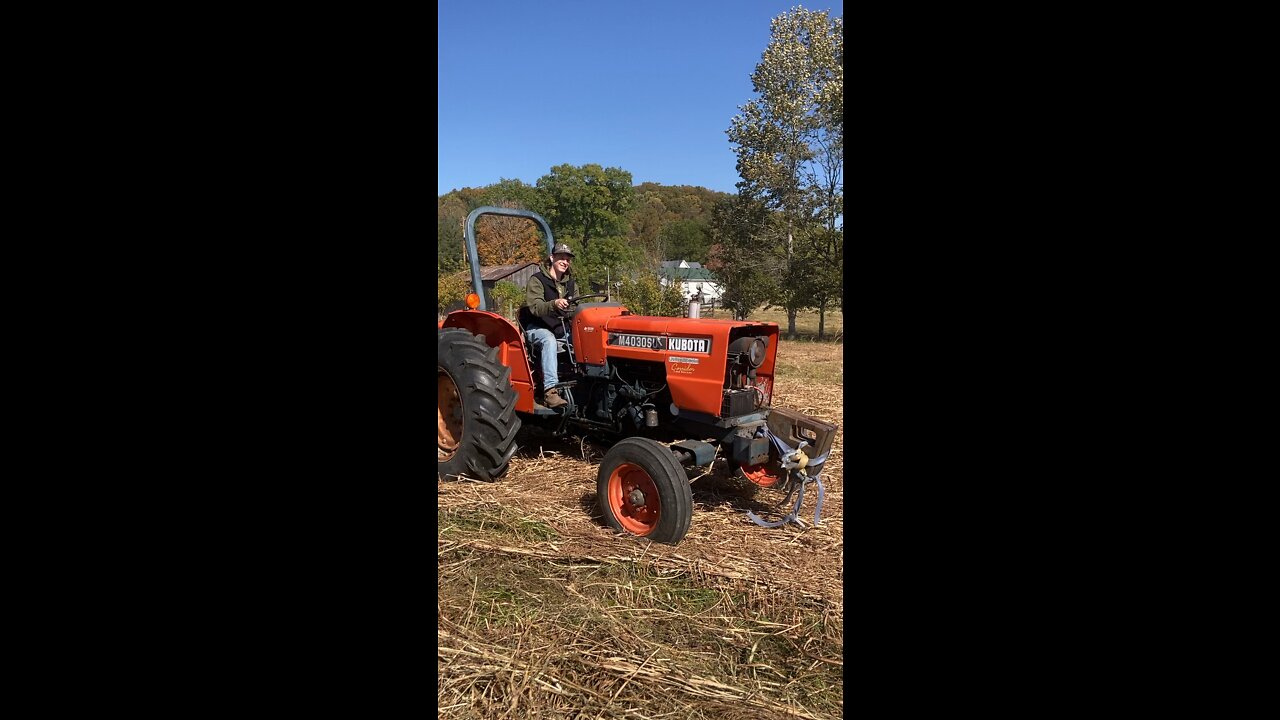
[{"x1": 439, "y1": 339, "x2": 844, "y2": 718}]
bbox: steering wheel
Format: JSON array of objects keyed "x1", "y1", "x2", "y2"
[
  {"x1": 566, "y1": 292, "x2": 609, "y2": 307},
  {"x1": 558, "y1": 293, "x2": 611, "y2": 331}
]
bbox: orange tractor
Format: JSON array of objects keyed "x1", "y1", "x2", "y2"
[{"x1": 438, "y1": 206, "x2": 836, "y2": 544}]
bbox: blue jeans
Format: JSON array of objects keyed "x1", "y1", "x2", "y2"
[{"x1": 525, "y1": 327, "x2": 559, "y2": 390}]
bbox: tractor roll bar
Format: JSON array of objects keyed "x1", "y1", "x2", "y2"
[{"x1": 463, "y1": 206, "x2": 556, "y2": 312}]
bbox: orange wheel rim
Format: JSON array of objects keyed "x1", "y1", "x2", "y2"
[
  {"x1": 438, "y1": 370, "x2": 462, "y2": 461},
  {"x1": 608, "y1": 462, "x2": 660, "y2": 536},
  {"x1": 740, "y1": 462, "x2": 781, "y2": 488}
]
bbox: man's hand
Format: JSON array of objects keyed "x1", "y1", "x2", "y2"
[{"x1": 554, "y1": 298, "x2": 570, "y2": 311}]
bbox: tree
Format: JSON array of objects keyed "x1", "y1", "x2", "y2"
[
  {"x1": 705, "y1": 195, "x2": 779, "y2": 321},
  {"x1": 475, "y1": 200, "x2": 543, "y2": 266},
  {"x1": 438, "y1": 194, "x2": 468, "y2": 274},
  {"x1": 798, "y1": 226, "x2": 843, "y2": 339},
  {"x1": 659, "y1": 219, "x2": 712, "y2": 264},
  {"x1": 438, "y1": 271, "x2": 470, "y2": 318},
  {"x1": 727, "y1": 7, "x2": 843, "y2": 337},
  {"x1": 630, "y1": 191, "x2": 668, "y2": 265},
  {"x1": 573, "y1": 234, "x2": 644, "y2": 295},
  {"x1": 536, "y1": 164, "x2": 634, "y2": 256},
  {"x1": 617, "y1": 272, "x2": 686, "y2": 317},
  {"x1": 627, "y1": 183, "x2": 733, "y2": 265},
  {"x1": 490, "y1": 280, "x2": 525, "y2": 319},
  {"x1": 480, "y1": 178, "x2": 542, "y2": 212}
]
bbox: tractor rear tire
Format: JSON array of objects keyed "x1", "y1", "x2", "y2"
[
  {"x1": 438, "y1": 328, "x2": 522, "y2": 481},
  {"x1": 597, "y1": 438, "x2": 693, "y2": 544}
]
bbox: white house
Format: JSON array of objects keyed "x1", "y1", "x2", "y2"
[{"x1": 657, "y1": 260, "x2": 722, "y2": 303}]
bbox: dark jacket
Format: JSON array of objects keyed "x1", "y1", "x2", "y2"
[{"x1": 519, "y1": 269, "x2": 577, "y2": 338}]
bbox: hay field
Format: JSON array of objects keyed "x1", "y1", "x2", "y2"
[
  {"x1": 739, "y1": 306, "x2": 842, "y2": 342},
  {"x1": 438, "y1": 340, "x2": 845, "y2": 719}
]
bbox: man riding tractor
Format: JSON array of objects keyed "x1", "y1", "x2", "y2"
[{"x1": 518, "y1": 241, "x2": 578, "y2": 409}]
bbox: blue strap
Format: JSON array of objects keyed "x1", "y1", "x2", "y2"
[
  {"x1": 746, "y1": 512, "x2": 795, "y2": 529},
  {"x1": 745, "y1": 474, "x2": 827, "y2": 528},
  {"x1": 745, "y1": 424, "x2": 830, "y2": 529},
  {"x1": 747, "y1": 480, "x2": 807, "y2": 528}
]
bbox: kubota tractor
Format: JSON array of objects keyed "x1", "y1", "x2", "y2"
[{"x1": 438, "y1": 206, "x2": 837, "y2": 544}]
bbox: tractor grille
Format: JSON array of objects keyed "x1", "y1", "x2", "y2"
[{"x1": 721, "y1": 388, "x2": 756, "y2": 418}]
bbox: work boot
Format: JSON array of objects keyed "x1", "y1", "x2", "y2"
[{"x1": 544, "y1": 388, "x2": 568, "y2": 409}]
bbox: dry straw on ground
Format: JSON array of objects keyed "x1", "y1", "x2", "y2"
[{"x1": 439, "y1": 341, "x2": 844, "y2": 719}]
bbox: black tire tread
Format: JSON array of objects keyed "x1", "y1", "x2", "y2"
[
  {"x1": 596, "y1": 438, "x2": 693, "y2": 544},
  {"x1": 439, "y1": 328, "x2": 522, "y2": 481}
]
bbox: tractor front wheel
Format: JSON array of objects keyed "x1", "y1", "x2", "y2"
[
  {"x1": 596, "y1": 438, "x2": 693, "y2": 544},
  {"x1": 438, "y1": 328, "x2": 522, "y2": 481}
]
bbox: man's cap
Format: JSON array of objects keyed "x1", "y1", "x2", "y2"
[{"x1": 552, "y1": 242, "x2": 575, "y2": 258}]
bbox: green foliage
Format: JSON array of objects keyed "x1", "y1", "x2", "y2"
[
  {"x1": 706, "y1": 195, "x2": 779, "y2": 321},
  {"x1": 629, "y1": 192, "x2": 668, "y2": 258},
  {"x1": 447, "y1": 186, "x2": 491, "y2": 213},
  {"x1": 628, "y1": 184, "x2": 732, "y2": 265},
  {"x1": 435, "y1": 162, "x2": 841, "y2": 334},
  {"x1": 438, "y1": 223, "x2": 464, "y2": 273},
  {"x1": 536, "y1": 164, "x2": 634, "y2": 256},
  {"x1": 770, "y1": 235, "x2": 812, "y2": 337},
  {"x1": 490, "y1": 280, "x2": 525, "y2": 319},
  {"x1": 439, "y1": 177, "x2": 735, "y2": 279},
  {"x1": 728, "y1": 7, "x2": 843, "y2": 231},
  {"x1": 658, "y1": 219, "x2": 712, "y2": 264},
  {"x1": 727, "y1": 7, "x2": 843, "y2": 335},
  {"x1": 661, "y1": 277, "x2": 687, "y2": 316},
  {"x1": 569, "y1": 234, "x2": 644, "y2": 295},
  {"x1": 633, "y1": 183, "x2": 730, "y2": 223},
  {"x1": 479, "y1": 178, "x2": 542, "y2": 212},
  {"x1": 438, "y1": 195, "x2": 468, "y2": 273},
  {"x1": 438, "y1": 271, "x2": 470, "y2": 316},
  {"x1": 797, "y1": 226, "x2": 843, "y2": 338},
  {"x1": 439, "y1": 186, "x2": 546, "y2": 271},
  {"x1": 616, "y1": 272, "x2": 686, "y2": 317}
]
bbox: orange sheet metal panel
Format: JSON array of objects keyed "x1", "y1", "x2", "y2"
[
  {"x1": 600, "y1": 316, "x2": 778, "y2": 418},
  {"x1": 572, "y1": 306, "x2": 627, "y2": 365},
  {"x1": 441, "y1": 310, "x2": 536, "y2": 413}
]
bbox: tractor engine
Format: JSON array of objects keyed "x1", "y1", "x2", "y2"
[{"x1": 722, "y1": 333, "x2": 772, "y2": 417}]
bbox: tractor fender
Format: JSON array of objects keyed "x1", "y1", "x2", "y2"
[{"x1": 440, "y1": 310, "x2": 537, "y2": 413}]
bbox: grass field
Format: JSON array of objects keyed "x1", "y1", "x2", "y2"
[
  {"x1": 722, "y1": 305, "x2": 842, "y2": 343},
  {"x1": 439, "y1": 339, "x2": 844, "y2": 719}
]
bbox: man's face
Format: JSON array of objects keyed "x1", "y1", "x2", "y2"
[{"x1": 552, "y1": 253, "x2": 572, "y2": 273}]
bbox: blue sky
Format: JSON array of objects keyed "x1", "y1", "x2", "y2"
[{"x1": 438, "y1": 0, "x2": 843, "y2": 197}]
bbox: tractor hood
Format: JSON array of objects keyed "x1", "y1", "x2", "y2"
[
  {"x1": 601, "y1": 315, "x2": 778, "y2": 356},
  {"x1": 606, "y1": 316, "x2": 775, "y2": 333},
  {"x1": 578, "y1": 313, "x2": 780, "y2": 418}
]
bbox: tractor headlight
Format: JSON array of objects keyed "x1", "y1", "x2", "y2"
[{"x1": 729, "y1": 335, "x2": 769, "y2": 369}]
